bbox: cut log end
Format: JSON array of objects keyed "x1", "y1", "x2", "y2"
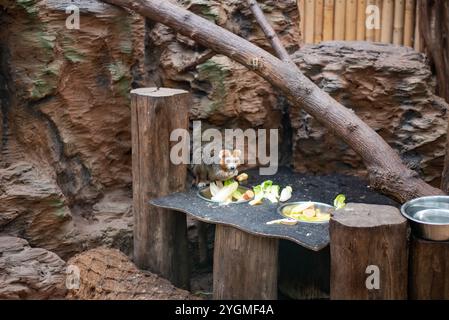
[
  {"x1": 131, "y1": 87, "x2": 189, "y2": 97},
  {"x1": 332, "y1": 203, "x2": 406, "y2": 228}
]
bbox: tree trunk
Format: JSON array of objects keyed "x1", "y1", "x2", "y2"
[
  {"x1": 104, "y1": 0, "x2": 444, "y2": 203},
  {"x1": 131, "y1": 87, "x2": 190, "y2": 289},
  {"x1": 213, "y1": 225, "x2": 278, "y2": 300},
  {"x1": 409, "y1": 237, "x2": 449, "y2": 299},
  {"x1": 418, "y1": 0, "x2": 449, "y2": 192},
  {"x1": 330, "y1": 203, "x2": 408, "y2": 299}
]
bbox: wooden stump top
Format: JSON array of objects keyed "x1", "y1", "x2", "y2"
[
  {"x1": 131, "y1": 87, "x2": 188, "y2": 97},
  {"x1": 332, "y1": 203, "x2": 406, "y2": 227}
]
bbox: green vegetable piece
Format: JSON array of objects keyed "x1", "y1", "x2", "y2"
[{"x1": 334, "y1": 194, "x2": 346, "y2": 209}]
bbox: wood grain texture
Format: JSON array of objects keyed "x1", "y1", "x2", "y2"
[
  {"x1": 330, "y1": 203, "x2": 408, "y2": 299},
  {"x1": 314, "y1": 0, "x2": 324, "y2": 43},
  {"x1": 323, "y1": 0, "x2": 335, "y2": 40},
  {"x1": 213, "y1": 225, "x2": 278, "y2": 300},
  {"x1": 365, "y1": 0, "x2": 376, "y2": 41},
  {"x1": 393, "y1": 0, "x2": 405, "y2": 45},
  {"x1": 381, "y1": 0, "x2": 394, "y2": 43},
  {"x1": 334, "y1": 0, "x2": 346, "y2": 40},
  {"x1": 375, "y1": 0, "x2": 382, "y2": 41},
  {"x1": 403, "y1": 0, "x2": 415, "y2": 47},
  {"x1": 131, "y1": 87, "x2": 190, "y2": 289},
  {"x1": 356, "y1": 0, "x2": 367, "y2": 40},
  {"x1": 409, "y1": 237, "x2": 449, "y2": 299},
  {"x1": 304, "y1": 0, "x2": 315, "y2": 43},
  {"x1": 345, "y1": 0, "x2": 357, "y2": 40}
]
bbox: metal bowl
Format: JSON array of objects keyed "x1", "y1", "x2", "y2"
[
  {"x1": 401, "y1": 196, "x2": 449, "y2": 241},
  {"x1": 277, "y1": 201, "x2": 333, "y2": 224},
  {"x1": 197, "y1": 185, "x2": 252, "y2": 204}
]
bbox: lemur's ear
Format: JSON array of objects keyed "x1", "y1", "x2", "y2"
[
  {"x1": 232, "y1": 149, "x2": 242, "y2": 158},
  {"x1": 219, "y1": 149, "x2": 232, "y2": 159}
]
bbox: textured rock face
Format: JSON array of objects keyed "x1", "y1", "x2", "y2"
[
  {"x1": 66, "y1": 247, "x2": 200, "y2": 300},
  {"x1": 291, "y1": 42, "x2": 448, "y2": 186},
  {"x1": 0, "y1": 0, "x2": 141, "y2": 258},
  {"x1": 0, "y1": 236, "x2": 67, "y2": 299}
]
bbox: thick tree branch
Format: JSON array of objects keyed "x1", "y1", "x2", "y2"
[{"x1": 102, "y1": 0, "x2": 444, "y2": 202}]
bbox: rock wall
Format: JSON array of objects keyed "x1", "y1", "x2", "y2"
[
  {"x1": 0, "y1": 0, "x2": 143, "y2": 258},
  {"x1": 291, "y1": 42, "x2": 448, "y2": 186},
  {"x1": 0, "y1": 236, "x2": 67, "y2": 299}
]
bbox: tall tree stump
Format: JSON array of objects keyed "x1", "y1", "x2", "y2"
[
  {"x1": 131, "y1": 88, "x2": 190, "y2": 289},
  {"x1": 213, "y1": 225, "x2": 278, "y2": 299},
  {"x1": 410, "y1": 237, "x2": 449, "y2": 299},
  {"x1": 330, "y1": 203, "x2": 408, "y2": 299}
]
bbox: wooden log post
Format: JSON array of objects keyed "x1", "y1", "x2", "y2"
[
  {"x1": 131, "y1": 87, "x2": 190, "y2": 289},
  {"x1": 330, "y1": 203, "x2": 408, "y2": 299},
  {"x1": 213, "y1": 225, "x2": 278, "y2": 299},
  {"x1": 409, "y1": 237, "x2": 449, "y2": 299}
]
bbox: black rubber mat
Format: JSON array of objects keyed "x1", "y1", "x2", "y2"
[{"x1": 150, "y1": 167, "x2": 397, "y2": 251}]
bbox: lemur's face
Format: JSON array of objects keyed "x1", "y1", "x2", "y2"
[{"x1": 219, "y1": 149, "x2": 241, "y2": 171}]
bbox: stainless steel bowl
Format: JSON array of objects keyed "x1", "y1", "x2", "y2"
[
  {"x1": 401, "y1": 196, "x2": 449, "y2": 241},
  {"x1": 197, "y1": 185, "x2": 252, "y2": 204},
  {"x1": 277, "y1": 201, "x2": 333, "y2": 224}
]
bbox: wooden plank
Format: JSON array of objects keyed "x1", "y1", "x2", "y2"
[
  {"x1": 131, "y1": 87, "x2": 190, "y2": 289},
  {"x1": 315, "y1": 0, "x2": 325, "y2": 43},
  {"x1": 381, "y1": 0, "x2": 394, "y2": 43},
  {"x1": 375, "y1": 0, "x2": 382, "y2": 41},
  {"x1": 213, "y1": 225, "x2": 278, "y2": 299},
  {"x1": 330, "y1": 203, "x2": 408, "y2": 299},
  {"x1": 323, "y1": 0, "x2": 335, "y2": 40},
  {"x1": 345, "y1": 0, "x2": 358, "y2": 40},
  {"x1": 297, "y1": 0, "x2": 306, "y2": 45},
  {"x1": 304, "y1": 0, "x2": 315, "y2": 44},
  {"x1": 403, "y1": 0, "x2": 415, "y2": 47},
  {"x1": 393, "y1": 0, "x2": 405, "y2": 45},
  {"x1": 334, "y1": 0, "x2": 347, "y2": 40},
  {"x1": 356, "y1": 0, "x2": 367, "y2": 40},
  {"x1": 409, "y1": 237, "x2": 449, "y2": 299},
  {"x1": 414, "y1": 0, "x2": 422, "y2": 51},
  {"x1": 365, "y1": 0, "x2": 376, "y2": 41}
]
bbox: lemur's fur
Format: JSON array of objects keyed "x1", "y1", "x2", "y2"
[{"x1": 191, "y1": 142, "x2": 241, "y2": 187}]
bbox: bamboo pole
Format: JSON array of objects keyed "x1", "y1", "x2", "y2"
[
  {"x1": 315, "y1": 0, "x2": 324, "y2": 43},
  {"x1": 381, "y1": 0, "x2": 394, "y2": 43},
  {"x1": 356, "y1": 0, "x2": 367, "y2": 40},
  {"x1": 414, "y1": 0, "x2": 422, "y2": 51},
  {"x1": 334, "y1": 0, "x2": 346, "y2": 40},
  {"x1": 365, "y1": 0, "x2": 376, "y2": 41},
  {"x1": 323, "y1": 0, "x2": 335, "y2": 40},
  {"x1": 304, "y1": 0, "x2": 315, "y2": 44},
  {"x1": 393, "y1": 0, "x2": 405, "y2": 45},
  {"x1": 375, "y1": 0, "x2": 382, "y2": 41},
  {"x1": 345, "y1": 0, "x2": 357, "y2": 40},
  {"x1": 297, "y1": 0, "x2": 305, "y2": 44},
  {"x1": 403, "y1": 0, "x2": 415, "y2": 47}
]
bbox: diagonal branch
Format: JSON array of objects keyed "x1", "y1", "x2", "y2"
[
  {"x1": 246, "y1": 0, "x2": 293, "y2": 64},
  {"x1": 101, "y1": 0, "x2": 444, "y2": 202}
]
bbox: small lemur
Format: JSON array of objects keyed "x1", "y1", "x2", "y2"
[{"x1": 191, "y1": 141, "x2": 242, "y2": 188}]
